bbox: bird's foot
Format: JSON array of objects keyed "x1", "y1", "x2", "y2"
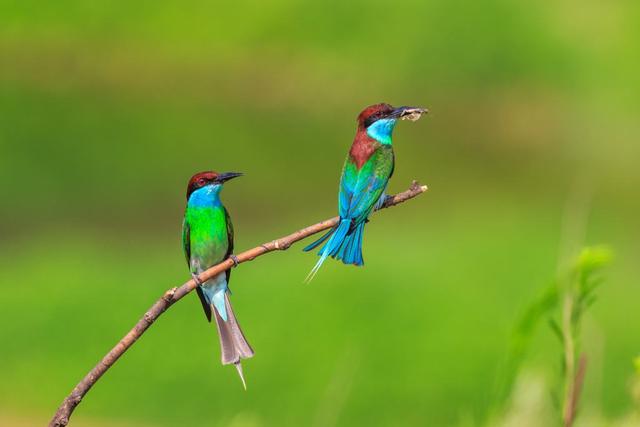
[
  {"x1": 191, "y1": 273, "x2": 203, "y2": 286},
  {"x1": 230, "y1": 254, "x2": 240, "y2": 267}
]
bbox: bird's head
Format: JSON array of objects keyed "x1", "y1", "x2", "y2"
[
  {"x1": 186, "y1": 171, "x2": 243, "y2": 200},
  {"x1": 357, "y1": 103, "x2": 428, "y2": 144}
]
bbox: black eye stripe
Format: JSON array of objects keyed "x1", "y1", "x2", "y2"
[{"x1": 364, "y1": 112, "x2": 386, "y2": 127}]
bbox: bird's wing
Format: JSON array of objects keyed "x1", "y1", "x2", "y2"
[
  {"x1": 181, "y1": 215, "x2": 191, "y2": 267},
  {"x1": 224, "y1": 207, "x2": 235, "y2": 284},
  {"x1": 339, "y1": 146, "x2": 394, "y2": 224}
]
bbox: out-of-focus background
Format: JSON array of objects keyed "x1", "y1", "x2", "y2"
[{"x1": 1, "y1": 1, "x2": 639, "y2": 426}]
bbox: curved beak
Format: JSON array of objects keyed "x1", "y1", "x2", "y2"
[
  {"x1": 389, "y1": 106, "x2": 429, "y2": 121},
  {"x1": 217, "y1": 172, "x2": 243, "y2": 183}
]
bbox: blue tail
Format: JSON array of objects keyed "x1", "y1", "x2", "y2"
[
  {"x1": 335, "y1": 221, "x2": 365, "y2": 266},
  {"x1": 303, "y1": 219, "x2": 365, "y2": 282},
  {"x1": 200, "y1": 275, "x2": 229, "y2": 321}
]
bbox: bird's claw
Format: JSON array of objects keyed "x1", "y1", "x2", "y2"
[{"x1": 230, "y1": 254, "x2": 240, "y2": 267}]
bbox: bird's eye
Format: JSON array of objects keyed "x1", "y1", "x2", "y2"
[{"x1": 197, "y1": 178, "x2": 206, "y2": 186}]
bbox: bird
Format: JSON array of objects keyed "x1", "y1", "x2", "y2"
[
  {"x1": 303, "y1": 103, "x2": 427, "y2": 281},
  {"x1": 182, "y1": 171, "x2": 254, "y2": 388}
]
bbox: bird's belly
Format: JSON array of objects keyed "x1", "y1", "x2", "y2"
[
  {"x1": 190, "y1": 238, "x2": 228, "y2": 272},
  {"x1": 189, "y1": 215, "x2": 229, "y2": 272},
  {"x1": 203, "y1": 272, "x2": 228, "y2": 292}
]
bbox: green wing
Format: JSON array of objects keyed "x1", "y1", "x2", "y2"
[
  {"x1": 224, "y1": 207, "x2": 234, "y2": 284},
  {"x1": 181, "y1": 215, "x2": 191, "y2": 267}
]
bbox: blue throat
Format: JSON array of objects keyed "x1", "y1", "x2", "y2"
[
  {"x1": 188, "y1": 184, "x2": 222, "y2": 208},
  {"x1": 366, "y1": 118, "x2": 397, "y2": 145}
]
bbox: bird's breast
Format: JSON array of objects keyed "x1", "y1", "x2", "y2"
[
  {"x1": 349, "y1": 132, "x2": 380, "y2": 169},
  {"x1": 187, "y1": 206, "x2": 229, "y2": 267}
]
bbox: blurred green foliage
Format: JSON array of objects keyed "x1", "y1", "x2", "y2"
[{"x1": 1, "y1": 1, "x2": 639, "y2": 426}]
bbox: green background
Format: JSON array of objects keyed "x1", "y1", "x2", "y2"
[{"x1": 1, "y1": 1, "x2": 639, "y2": 426}]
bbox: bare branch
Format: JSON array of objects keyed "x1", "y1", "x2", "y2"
[
  {"x1": 49, "y1": 180, "x2": 428, "y2": 427},
  {"x1": 563, "y1": 354, "x2": 588, "y2": 427}
]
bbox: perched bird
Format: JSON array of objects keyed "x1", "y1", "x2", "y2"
[
  {"x1": 182, "y1": 171, "x2": 254, "y2": 388},
  {"x1": 304, "y1": 103, "x2": 427, "y2": 281}
]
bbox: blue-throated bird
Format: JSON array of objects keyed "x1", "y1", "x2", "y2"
[
  {"x1": 303, "y1": 103, "x2": 427, "y2": 281},
  {"x1": 182, "y1": 171, "x2": 254, "y2": 388}
]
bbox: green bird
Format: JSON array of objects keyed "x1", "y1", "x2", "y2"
[{"x1": 182, "y1": 171, "x2": 254, "y2": 388}]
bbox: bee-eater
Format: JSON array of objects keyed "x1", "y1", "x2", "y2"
[
  {"x1": 304, "y1": 103, "x2": 427, "y2": 281},
  {"x1": 182, "y1": 171, "x2": 254, "y2": 388}
]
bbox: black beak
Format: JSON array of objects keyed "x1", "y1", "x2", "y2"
[
  {"x1": 389, "y1": 106, "x2": 429, "y2": 120},
  {"x1": 217, "y1": 172, "x2": 243, "y2": 183}
]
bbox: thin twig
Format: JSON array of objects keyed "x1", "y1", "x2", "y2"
[
  {"x1": 49, "y1": 180, "x2": 428, "y2": 427},
  {"x1": 564, "y1": 354, "x2": 588, "y2": 427},
  {"x1": 562, "y1": 293, "x2": 576, "y2": 421},
  {"x1": 561, "y1": 285, "x2": 588, "y2": 427}
]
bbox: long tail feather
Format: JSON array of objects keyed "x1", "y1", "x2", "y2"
[
  {"x1": 212, "y1": 293, "x2": 254, "y2": 387},
  {"x1": 304, "y1": 245, "x2": 332, "y2": 284},
  {"x1": 303, "y1": 226, "x2": 335, "y2": 252},
  {"x1": 335, "y1": 221, "x2": 365, "y2": 266},
  {"x1": 304, "y1": 219, "x2": 352, "y2": 283},
  {"x1": 234, "y1": 362, "x2": 247, "y2": 390}
]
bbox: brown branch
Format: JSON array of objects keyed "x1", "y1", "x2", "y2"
[{"x1": 49, "y1": 180, "x2": 428, "y2": 427}]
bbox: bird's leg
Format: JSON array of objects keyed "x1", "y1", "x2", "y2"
[
  {"x1": 191, "y1": 272, "x2": 203, "y2": 286},
  {"x1": 229, "y1": 254, "x2": 240, "y2": 267}
]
